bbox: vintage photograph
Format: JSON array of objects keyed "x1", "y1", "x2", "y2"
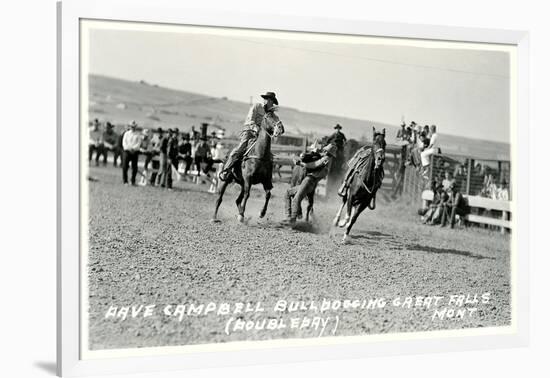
[{"x1": 81, "y1": 19, "x2": 515, "y2": 355}]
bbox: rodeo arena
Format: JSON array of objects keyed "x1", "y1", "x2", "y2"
[{"x1": 86, "y1": 88, "x2": 512, "y2": 349}]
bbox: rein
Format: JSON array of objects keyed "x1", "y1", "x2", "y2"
[
  {"x1": 243, "y1": 116, "x2": 281, "y2": 161},
  {"x1": 265, "y1": 120, "x2": 283, "y2": 139}
]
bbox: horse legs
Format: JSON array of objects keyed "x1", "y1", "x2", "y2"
[
  {"x1": 342, "y1": 201, "x2": 368, "y2": 244},
  {"x1": 333, "y1": 195, "x2": 347, "y2": 226},
  {"x1": 212, "y1": 180, "x2": 230, "y2": 222},
  {"x1": 259, "y1": 189, "x2": 271, "y2": 218},
  {"x1": 237, "y1": 180, "x2": 251, "y2": 222}
]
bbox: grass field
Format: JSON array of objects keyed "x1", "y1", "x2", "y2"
[{"x1": 86, "y1": 165, "x2": 511, "y2": 350}]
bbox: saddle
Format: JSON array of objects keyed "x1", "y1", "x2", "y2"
[{"x1": 338, "y1": 147, "x2": 384, "y2": 197}]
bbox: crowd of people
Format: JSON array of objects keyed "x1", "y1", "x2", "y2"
[
  {"x1": 479, "y1": 171, "x2": 510, "y2": 201},
  {"x1": 419, "y1": 176, "x2": 467, "y2": 228},
  {"x1": 395, "y1": 121, "x2": 440, "y2": 179},
  {"x1": 88, "y1": 118, "x2": 226, "y2": 192}
]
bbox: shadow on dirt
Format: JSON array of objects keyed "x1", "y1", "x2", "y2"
[
  {"x1": 349, "y1": 230, "x2": 395, "y2": 241},
  {"x1": 406, "y1": 243, "x2": 495, "y2": 260},
  {"x1": 291, "y1": 221, "x2": 329, "y2": 234},
  {"x1": 250, "y1": 218, "x2": 329, "y2": 235}
]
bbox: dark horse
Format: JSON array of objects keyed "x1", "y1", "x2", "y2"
[
  {"x1": 332, "y1": 127, "x2": 386, "y2": 243},
  {"x1": 212, "y1": 113, "x2": 284, "y2": 222}
]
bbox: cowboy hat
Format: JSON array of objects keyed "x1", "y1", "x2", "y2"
[
  {"x1": 129, "y1": 120, "x2": 138, "y2": 127},
  {"x1": 260, "y1": 91, "x2": 279, "y2": 105},
  {"x1": 334, "y1": 124, "x2": 343, "y2": 130}
]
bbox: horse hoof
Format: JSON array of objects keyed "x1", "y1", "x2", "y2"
[
  {"x1": 338, "y1": 219, "x2": 349, "y2": 228},
  {"x1": 259, "y1": 212, "x2": 266, "y2": 218},
  {"x1": 210, "y1": 218, "x2": 221, "y2": 224},
  {"x1": 342, "y1": 235, "x2": 350, "y2": 244},
  {"x1": 237, "y1": 215, "x2": 244, "y2": 223}
]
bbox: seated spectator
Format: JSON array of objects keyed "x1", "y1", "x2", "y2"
[
  {"x1": 422, "y1": 182, "x2": 447, "y2": 224},
  {"x1": 428, "y1": 183, "x2": 449, "y2": 225},
  {"x1": 440, "y1": 180, "x2": 467, "y2": 228},
  {"x1": 395, "y1": 123, "x2": 411, "y2": 146},
  {"x1": 420, "y1": 125, "x2": 439, "y2": 177},
  {"x1": 442, "y1": 171, "x2": 453, "y2": 192},
  {"x1": 497, "y1": 178, "x2": 510, "y2": 201},
  {"x1": 480, "y1": 173, "x2": 497, "y2": 199},
  {"x1": 408, "y1": 131, "x2": 427, "y2": 168}
]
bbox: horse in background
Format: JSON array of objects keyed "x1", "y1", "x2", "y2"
[
  {"x1": 332, "y1": 128, "x2": 387, "y2": 243},
  {"x1": 212, "y1": 113, "x2": 284, "y2": 222}
]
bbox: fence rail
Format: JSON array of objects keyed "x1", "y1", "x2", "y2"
[{"x1": 421, "y1": 190, "x2": 511, "y2": 233}]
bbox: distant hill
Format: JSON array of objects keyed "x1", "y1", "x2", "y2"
[{"x1": 88, "y1": 74, "x2": 510, "y2": 161}]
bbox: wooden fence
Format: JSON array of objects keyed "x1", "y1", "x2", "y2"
[{"x1": 421, "y1": 190, "x2": 512, "y2": 234}]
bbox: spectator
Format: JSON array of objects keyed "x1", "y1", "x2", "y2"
[
  {"x1": 190, "y1": 125, "x2": 200, "y2": 141},
  {"x1": 442, "y1": 171, "x2": 453, "y2": 192},
  {"x1": 101, "y1": 122, "x2": 119, "y2": 166},
  {"x1": 396, "y1": 122, "x2": 412, "y2": 146},
  {"x1": 140, "y1": 129, "x2": 153, "y2": 171},
  {"x1": 121, "y1": 121, "x2": 142, "y2": 185},
  {"x1": 408, "y1": 131, "x2": 427, "y2": 168},
  {"x1": 178, "y1": 133, "x2": 193, "y2": 178},
  {"x1": 148, "y1": 128, "x2": 163, "y2": 185},
  {"x1": 194, "y1": 137, "x2": 212, "y2": 184},
  {"x1": 497, "y1": 178, "x2": 510, "y2": 201},
  {"x1": 167, "y1": 128, "x2": 181, "y2": 184},
  {"x1": 117, "y1": 123, "x2": 130, "y2": 168},
  {"x1": 208, "y1": 142, "x2": 226, "y2": 193},
  {"x1": 157, "y1": 129, "x2": 172, "y2": 189},
  {"x1": 423, "y1": 125, "x2": 431, "y2": 143},
  {"x1": 440, "y1": 180, "x2": 468, "y2": 228},
  {"x1": 422, "y1": 182, "x2": 447, "y2": 224},
  {"x1": 480, "y1": 173, "x2": 497, "y2": 199},
  {"x1": 420, "y1": 125, "x2": 439, "y2": 177},
  {"x1": 88, "y1": 119, "x2": 103, "y2": 166}
]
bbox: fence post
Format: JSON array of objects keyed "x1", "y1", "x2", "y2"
[{"x1": 466, "y1": 159, "x2": 472, "y2": 196}]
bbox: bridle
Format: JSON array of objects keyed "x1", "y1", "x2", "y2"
[
  {"x1": 243, "y1": 116, "x2": 283, "y2": 161},
  {"x1": 362, "y1": 144, "x2": 385, "y2": 195},
  {"x1": 265, "y1": 120, "x2": 283, "y2": 138}
]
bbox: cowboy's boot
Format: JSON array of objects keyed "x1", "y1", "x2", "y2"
[{"x1": 218, "y1": 156, "x2": 235, "y2": 181}]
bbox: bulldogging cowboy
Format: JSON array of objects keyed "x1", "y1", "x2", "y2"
[
  {"x1": 283, "y1": 143, "x2": 338, "y2": 227},
  {"x1": 218, "y1": 92, "x2": 281, "y2": 181}
]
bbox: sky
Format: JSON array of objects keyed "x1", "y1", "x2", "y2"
[{"x1": 86, "y1": 22, "x2": 512, "y2": 143}]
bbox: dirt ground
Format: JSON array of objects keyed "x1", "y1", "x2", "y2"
[{"x1": 86, "y1": 166, "x2": 511, "y2": 350}]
